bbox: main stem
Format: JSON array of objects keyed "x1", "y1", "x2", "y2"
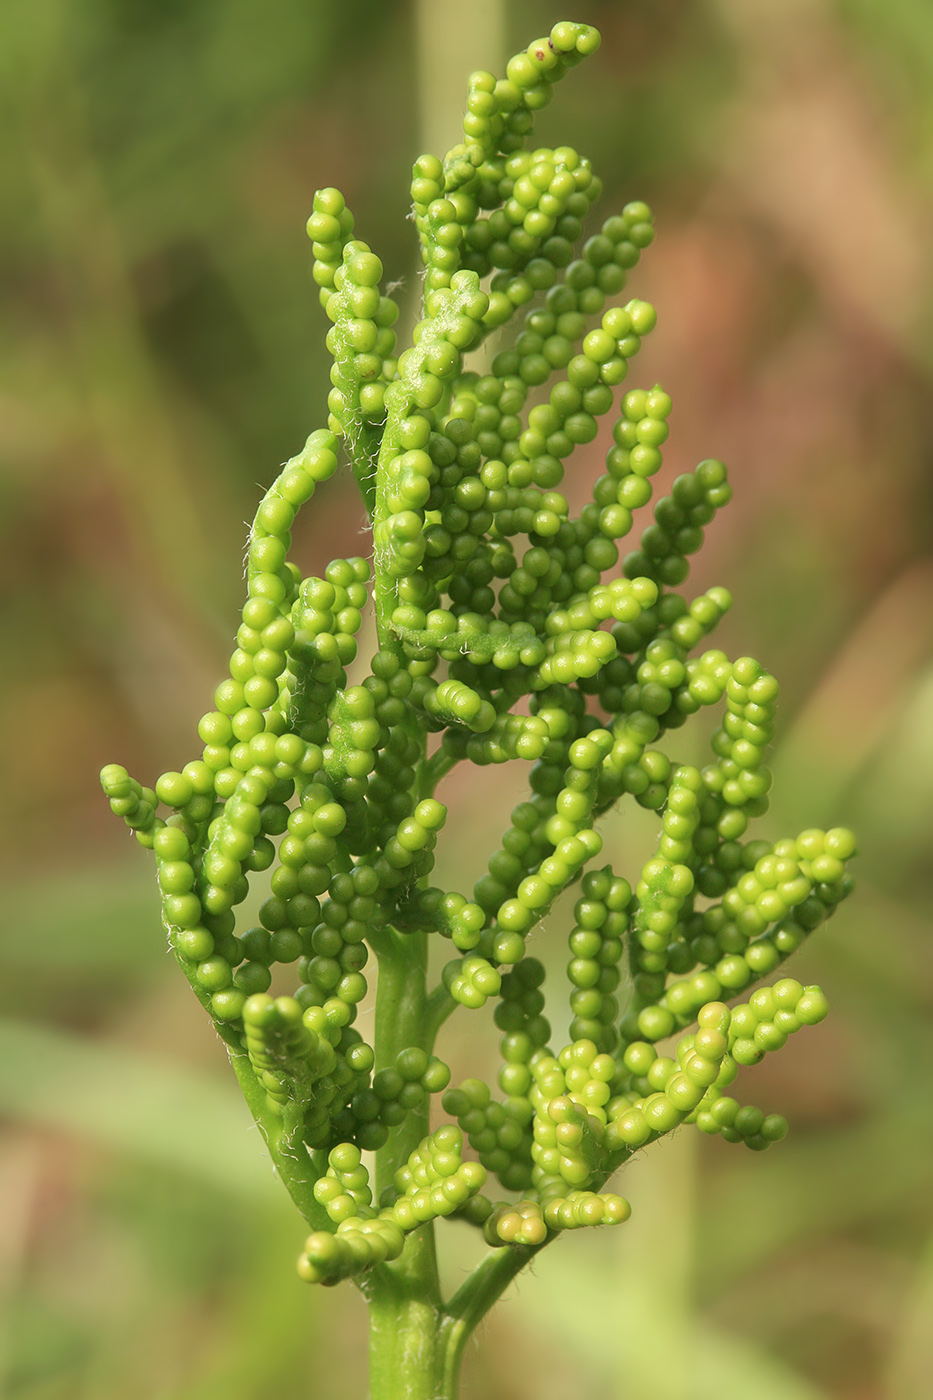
[
  {"x1": 364, "y1": 931, "x2": 549, "y2": 1399},
  {"x1": 367, "y1": 928, "x2": 447, "y2": 1399}
]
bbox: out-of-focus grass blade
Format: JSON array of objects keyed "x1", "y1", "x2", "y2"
[
  {"x1": 699, "y1": 1100, "x2": 933, "y2": 1286},
  {"x1": 0, "y1": 863, "x2": 163, "y2": 975},
  {"x1": 770, "y1": 562, "x2": 933, "y2": 832},
  {"x1": 504, "y1": 1134, "x2": 825, "y2": 1400},
  {"x1": 846, "y1": 662, "x2": 933, "y2": 867},
  {"x1": 512, "y1": 1240, "x2": 825, "y2": 1400},
  {"x1": 0, "y1": 1017, "x2": 276, "y2": 1202},
  {"x1": 886, "y1": 1231, "x2": 933, "y2": 1400}
]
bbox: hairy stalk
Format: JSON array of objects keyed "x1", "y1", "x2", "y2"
[{"x1": 368, "y1": 928, "x2": 446, "y2": 1398}]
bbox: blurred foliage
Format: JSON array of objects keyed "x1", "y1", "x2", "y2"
[{"x1": 1, "y1": 0, "x2": 931, "y2": 1397}]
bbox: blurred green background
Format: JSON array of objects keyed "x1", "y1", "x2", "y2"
[{"x1": 2, "y1": 0, "x2": 931, "y2": 1396}]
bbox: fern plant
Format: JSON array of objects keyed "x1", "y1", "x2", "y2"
[{"x1": 101, "y1": 21, "x2": 855, "y2": 1399}]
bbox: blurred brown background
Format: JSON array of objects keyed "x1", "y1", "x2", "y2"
[{"x1": 1, "y1": 0, "x2": 931, "y2": 1396}]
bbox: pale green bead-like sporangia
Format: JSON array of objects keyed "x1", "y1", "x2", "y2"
[{"x1": 101, "y1": 19, "x2": 854, "y2": 1374}]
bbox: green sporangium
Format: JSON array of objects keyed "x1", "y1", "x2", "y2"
[{"x1": 101, "y1": 20, "x2": 855, "y2": 1400}]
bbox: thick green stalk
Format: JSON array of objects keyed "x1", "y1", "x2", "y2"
[
  {"x1": 367, "y1": 924, "x2": 543, "y2": 1397},
  {"x1": 373, "y1": 928, "x2": 434, "y2": 1193},
  {"x1": 368, "y1": 1233, "x2": 447, "y2": 1400},
  {"x1": 367, "y1": 926, "x2": 447, "y2": 1397}
]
